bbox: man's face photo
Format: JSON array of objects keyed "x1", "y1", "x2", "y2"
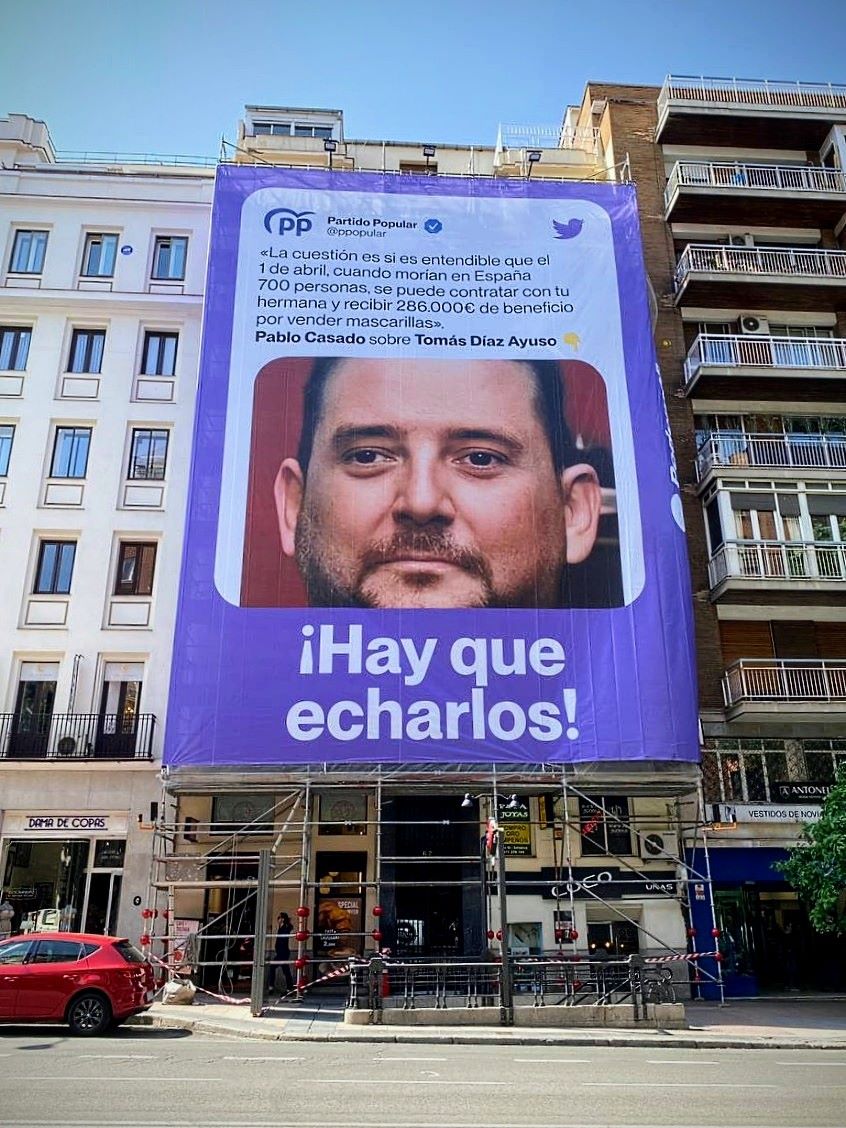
[{"x1": 273, "y1": 357, "x2": 602, "y2": 609}]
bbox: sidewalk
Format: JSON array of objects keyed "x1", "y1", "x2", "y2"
[{"x1": 131, "y1": 994, "x2": 846, "y2": 1049}]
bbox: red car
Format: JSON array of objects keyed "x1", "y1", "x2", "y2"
[{"x1": 0, "y1": 932, "x2": 155, "y2": 1035}]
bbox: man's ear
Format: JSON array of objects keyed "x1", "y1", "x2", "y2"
[
  {"x1": 274, "y1": 458, "x2": 304, "y2": 557},
  {"x1": 560, "y1": 462, "x2": 602, "y2": 564}
]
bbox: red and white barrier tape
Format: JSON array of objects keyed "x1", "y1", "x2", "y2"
[{"x1": 644, "y1": 951, "x2": 719, "y2": 963}]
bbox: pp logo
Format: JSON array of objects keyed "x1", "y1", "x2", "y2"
[{"x1": 263, "y1": 208, "x2": 315, "y2": 236}]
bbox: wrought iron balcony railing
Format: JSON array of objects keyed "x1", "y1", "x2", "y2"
[
  {"x1": 666, "y1": 160, "x2": 846, "y2": 208},
  {"x1": 0, "y1": 712, "x2": 156, "y2": 760},
  {"x1": 674, "y1": 244, "x2": 846, "y2": 292},
  {"x1": 696, "y1": 431, "x2": 846, "y2": 479},
  {"x1": 723, "y1": 659, "x2": 846, "y2": 707},
  {"x1": 659, "y1": 75, "x2": 846, "y2": 114},
  {"x1": 709, "y1": 541, "x2": 846, "y2": 588},
  {"x1": 685, "y1": 333, "x2": 846, "y2": 388}
]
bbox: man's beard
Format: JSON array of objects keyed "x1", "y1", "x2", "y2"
[{"x1": 294, "y1": 509, "x2": 500, "y2": 608}]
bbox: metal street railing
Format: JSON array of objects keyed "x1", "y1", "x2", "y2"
[
  {"x1": 0, "y1": 711, "x2": 155, "y2": 760},
  {"x1": 659, "y1": 75, "x2": 846, "y2": 114},
  {"x1": 675, "y1": 244, "x2": 846, "y2": 291},
  {"x1": 666, "y1": 160, "x2": 846, "y2": 208},
  {"x1": 696, "y1": 431, "x2": 846, "y2": 478},
  {"x1": 685, "y1": 333, "x2": 846, "y2": 386},
  {"x1": 708, "y1": 541, "x2": 846, "y2": 587},
  {"x1": 723, "y1": 659, "x2": 846, "y2": 706}
]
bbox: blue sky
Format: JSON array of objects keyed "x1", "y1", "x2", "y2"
[{"x1": 3, "y1": 0, "x2": 845, "y2": 157}]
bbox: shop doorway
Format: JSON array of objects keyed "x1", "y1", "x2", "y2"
[
  {"x1": 83, "y1": 840, "x2": 127, "y2": 934},
  {"x1": 382, "y1": 796, "x2": 483, "y2": 958},
  {"x1": 201, "y1": 858, "x2": 258, "y2": 991},
  {"x1": 714, "y1": 885, "x2": 846, "y2": 993}
]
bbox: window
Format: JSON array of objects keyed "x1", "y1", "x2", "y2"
[
  {"x1": 141, "y1": 331, "x2": 178, "y2": 376},
  {"x1": 34, "y1": 540, "x2": 76, "y2": 594},
  {"x1": 151, "y1": 236, "x2": 187, "y2": 280},
  {"x1": 31, "y1": 939, "x2": 87, "y2": 964},
  {"x1": 579, "y1": 795, "x2": 632, "y2": 856},
  {"x1": 9, "y1": 229, "x2": 48, "y2": 273},
  {"x1": 128, "y1": 428, "x2": 168, "y2": 480},
  {"x1": 50, "y1": 426, "x2": 91, "y2": 478},
  {"x1": 587, "y1": 921, "x2": 639, "y2": 957},
  {"x1": 114, "y1": 541, "x2": 157, "y2": 596},
  {"x1": 0, "y1": 326, "x2": 31, "y2": 370},
  {"x1": 0, "y1": 424, "x2": 14, "y2": 475},
  {"x1": 67, "y1": 329, "x2": 105, "y2": 374},
  {"x1": 81, "y1": 233, "x2": 118, "y2": 278},
  {"x1": 0, "y1": 940, "x2": 32, "y2": 965},
  {"x1": 252, "y1": 121, "x2": 334, "y2": 139}
]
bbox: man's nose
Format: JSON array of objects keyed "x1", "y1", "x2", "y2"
[{"x1": 392, "y1": 457, "x2": 455, "y2": 526}]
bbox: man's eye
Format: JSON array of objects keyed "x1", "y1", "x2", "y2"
[
  {"x1": 461, "y1": 450, "x2": 505, "y2": 468},
  {"x1": 344, "y1": 448, "x2": 391, "y2": 465}
]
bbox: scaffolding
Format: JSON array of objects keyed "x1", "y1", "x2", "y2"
[{"x1": 144, "y1": 763, "x2": 723, "y2": 1016}]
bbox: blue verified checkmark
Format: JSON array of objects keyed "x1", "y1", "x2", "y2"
[{"x1": 424, "y1": 218, "x2": 443, "y2": 233}]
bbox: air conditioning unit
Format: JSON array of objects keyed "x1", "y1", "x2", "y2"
[
  {"x1": 638, "y1": 829, "x2": 671, "y2": 860},
  {"x1": 738, "y1": 314, "x2": 769, "y2": 336}
]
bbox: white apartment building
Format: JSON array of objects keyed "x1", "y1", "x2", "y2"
[{"x1": 0, "y1": 114, "x2": 213, "y2": 939}]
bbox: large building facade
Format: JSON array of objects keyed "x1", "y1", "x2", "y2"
[
  {"x1": 0, "y1": 114, "x2": 213, "y2": 939},
  {"x1": 3, "y1": 80, "x2": 846, "y2": 997}
]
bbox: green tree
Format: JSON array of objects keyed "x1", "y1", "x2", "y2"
[{"x1": 777, "y1": 765, "x2": 846, "y2": 935}]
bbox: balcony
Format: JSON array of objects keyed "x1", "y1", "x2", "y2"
[
  {"x1": 664, "y1": 161, "x2": 846, "y2": 226},
  {"x1": 657, "y1": 75, "x2": 846, "y2": 148},
  {"x1": 0, "y1": 712, "x2": 156, "y2": 761},
  {"x1": 683, "y1": 332, "x2": 846, "y2": 393},
  {"x1": 696, "y1": 431, "x2": 846, "y2": 481},
  {"x1": 722, "y1": 658, "x2": 846, "y2": 721},
  {"x1": 708, "y1": 541, "x2": 846, "y2": 596},
  {"x1": 493, "y1": 123, "x2": 600, "y2": 177},
  {"x1": 673, "y1": 244, "x2": 846, "y2": 310}
]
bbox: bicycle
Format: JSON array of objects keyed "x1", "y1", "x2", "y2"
[{"x1": 641, "y1": 966, "x2": 677, "y2": 1004}]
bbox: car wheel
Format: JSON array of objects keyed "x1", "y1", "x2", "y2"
[{"x1": 67, "y1": 992, "x2": 112, "y2": 1036}]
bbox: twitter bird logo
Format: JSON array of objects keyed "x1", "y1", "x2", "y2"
[{"x1": 552, "y1": 218, "x2": 584, "y2": 240}]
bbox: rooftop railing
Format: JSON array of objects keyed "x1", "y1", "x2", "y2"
[
  {"x1": 666, "y1": 160, "x2": 846, "y2": 208},
  {"x1": 684, "y1": 333, "x2": 846, "y2": 386},
  {"x1": 709, "y1": 541, "x2": 846, "y2": 588},
  {"x1": 695, "y1": 431, "x2": 846, "y2": 478},
  {"x1": 495, "y1": 123, "x2": 600, "y2": 155},
  {"x1": 0, "y1": 712, "x2": 156, "y2": 760},
  {"x1": 723, "y1": 659, "x2": 846, "y2": 707},
  {"x1": 53, "y1": 149, "x2": 217, "y2": 168},
  {"x1": 674, "y1": 244, "x2": 846, "y2": 291},
  {"x1": 659, "y1": 75, "x2": 846, "y2": 114}
]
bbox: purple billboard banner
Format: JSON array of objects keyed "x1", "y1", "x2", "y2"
[{"x1": 164, "y1": 166, "x2": 698, "y2": 768}]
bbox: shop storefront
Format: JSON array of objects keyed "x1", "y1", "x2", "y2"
[
  {"x1": 688, "y1": 846, "x2": 846, "y2": 996},
  {"x1": 0, "y1": 811, "x2": 128, "y2": 937}
]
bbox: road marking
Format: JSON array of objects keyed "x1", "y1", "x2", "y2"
[
  {"x1": 376, "y1": 1056, "x2": 448, "y2": 1062},
  {"x1": 513, "y1": 1057, "x2": 591, "y2": 1063},
  {"x1": 313, "y1": 1078, "x2": 508, "y2": 1086},
  {"x1": 646, "y1": 1059, "x2": 720, "y2": 1065},
  {"x1": 773, "y1": 1060, "x2": 846, "y2": 1066},
  {"x1": 7, "y1": 1077, "x2": 228, "y2": 1084},
  {"x1": 77, "y1": 1054, "x2": 156, "y2": 1060},
  {"x1": 221, "y1": 1055, "x2": 304, "y2": 1062},
  {"x1": 582, "y1": 1081, "x2": 777, "y2": 1088}
]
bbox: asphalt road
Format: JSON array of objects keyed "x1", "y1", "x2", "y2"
[{"x1": 1, "y1": 1026, "x2": 846, "y2": 1127}]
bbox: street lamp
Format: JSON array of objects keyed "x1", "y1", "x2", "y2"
[
  {"x1": 324, "y1": 138, "x2": 338, "y2": 169},
  {"x1": 526, "y1": 150, "x2": 542, "y2": 179}
]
